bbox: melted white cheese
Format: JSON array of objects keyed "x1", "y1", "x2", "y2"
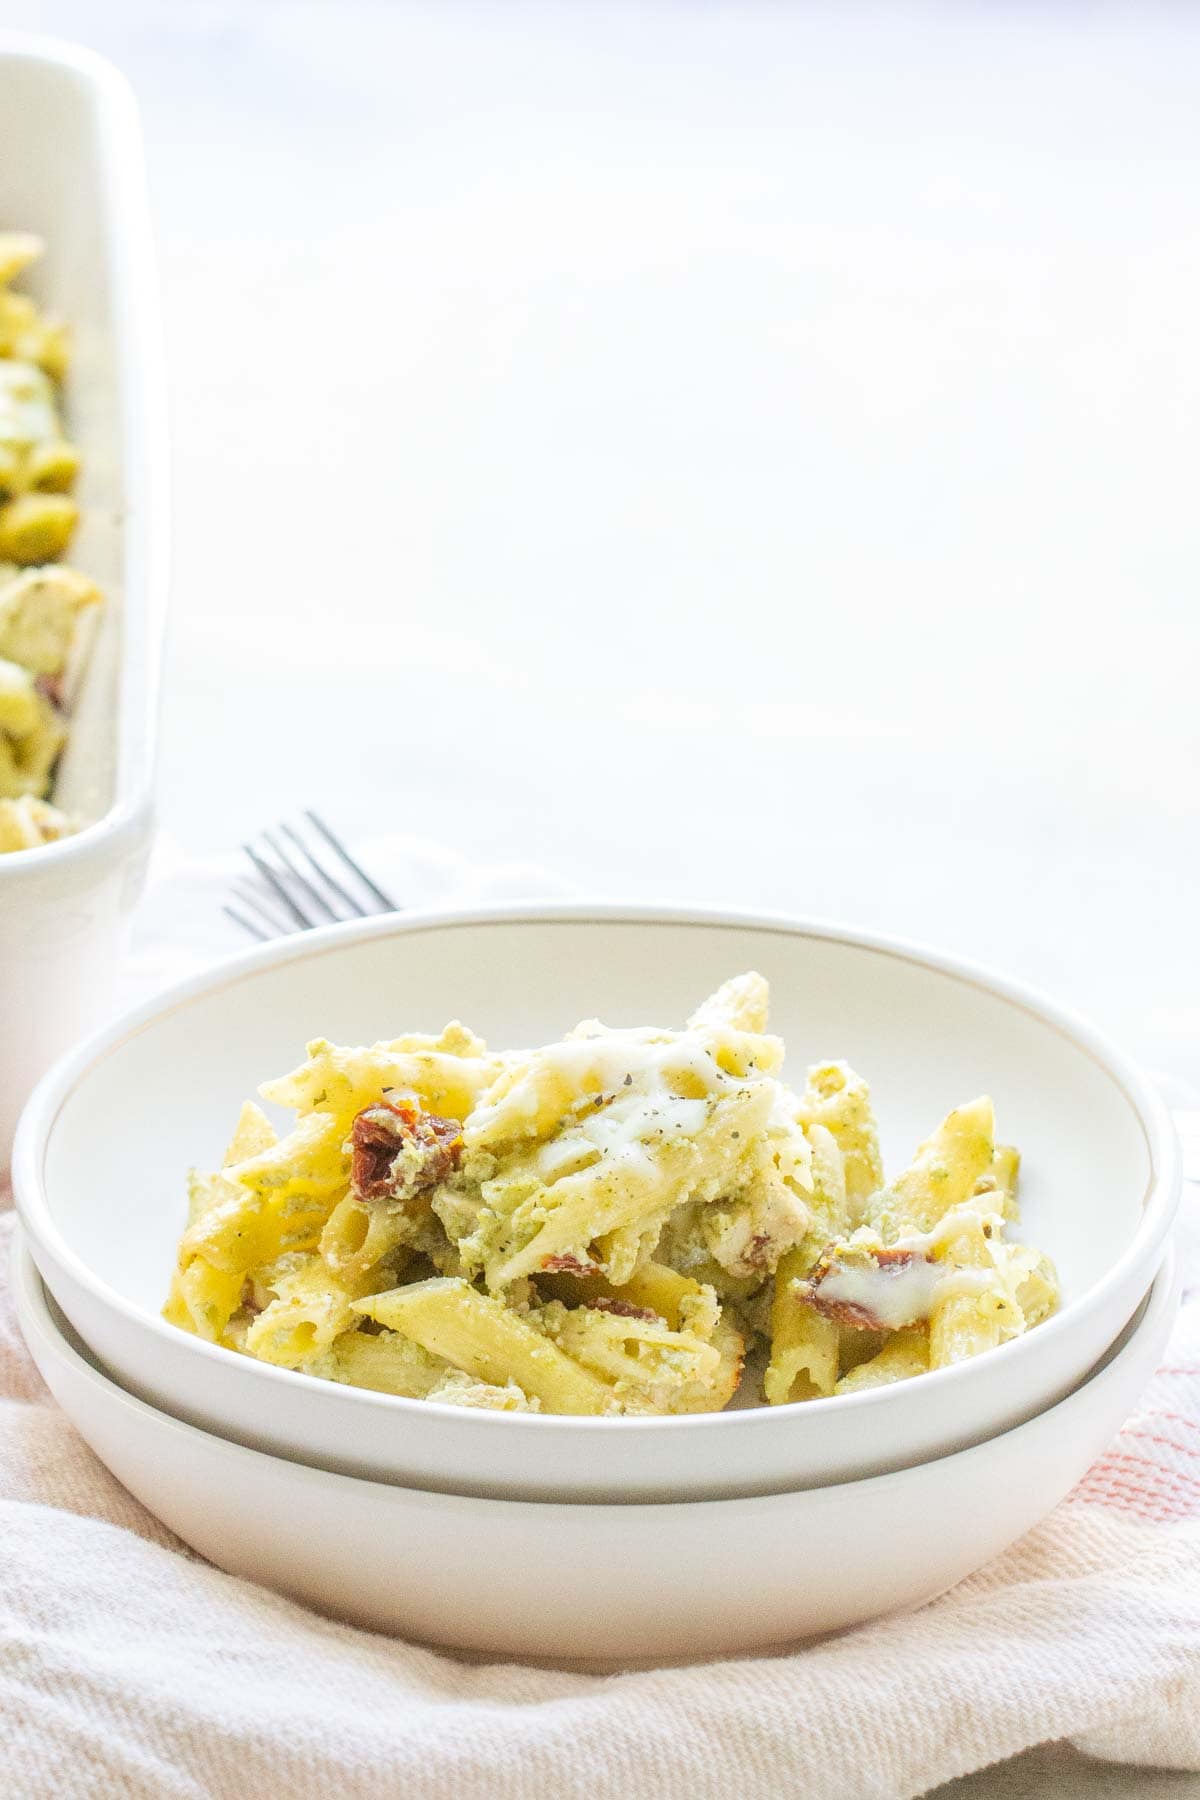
[
  {"x1": 892, "y1": 1206, "x2": 1003, "y2": 1258},
  {"x1": 814, "y1": 1257, "x2": 940, "y2": 1329},
  {"x1": 532, "y1": 1088, "x2": 717, "y2": 1181},
  {"x1": 815, "y1": 1254, "x2": 996, "y2": 1328},
  {"x1": 473, "y1": 1028, "x2": 752, "y2": 1171},
  {"x1": 467, "y1": 1022, "x2": 807, "y2": 1196}
]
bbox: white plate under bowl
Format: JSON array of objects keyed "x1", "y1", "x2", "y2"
[
  {"x1": 14, "y1": 1232, "x2": 1178, "y2": 1662},
  {"x1": 13, "y1": 905, "x2": 1181, "y2": 1503}
]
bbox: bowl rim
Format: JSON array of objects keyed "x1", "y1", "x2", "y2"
[
  {"x1": 12, "y1": 900, "x2": 1184, "y2": 1436},
  {"x1": 12, "y1": 1223, "x2": 1180, "y2": 1512}
]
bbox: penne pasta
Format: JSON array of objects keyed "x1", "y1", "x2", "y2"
[
  {"x1": 836, "y1": 1328, "x2": 930, "y2": 1393},
  {"x1": 354, "y1": 1278, "x2": 617, "y2": 1415},
  {"x1": 869, "y1": 1096, "x2": 996, "y2": 1241},
  {"x1": 163, "y1": 976, "x2": 1059, "y2": 1415}
]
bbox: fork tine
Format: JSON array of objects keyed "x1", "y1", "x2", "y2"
[
  {"x1": 304, "y1": 809, "x2": 398, "y2": 912},
  {"x1": 223, "y1": 903, "x2": 272, "y2": 942},
  {"x1": 280, "y1": 821, "x2": 366, "y2": 919},
  {"x1": 262, "y1": 828, "x2": 340, "y2": 923},
  {"x1": 228, "y1": 814, "x2": 397, "y2": 944},
  {"x1": 231, "y1": 879, "x2": 297, "y2": 938},
  {"x1": 243, "y1": 843, "x2": 318, "y2": 930}
]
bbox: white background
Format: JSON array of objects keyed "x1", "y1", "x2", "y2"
[
  {"x1": 10, "y1": 6, "x2": 1200, "y2": 1792},
  {"x1": 21, "y1": 0, "x2": 1200, "y2": 1096}
]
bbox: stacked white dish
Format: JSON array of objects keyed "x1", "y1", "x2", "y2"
[
  {"x1": 0, "y1": 40, "x2": 167, "y2": 1162},
  {"x1": 13, "y1": 905, "x2": 1183, "y2": 1662}
]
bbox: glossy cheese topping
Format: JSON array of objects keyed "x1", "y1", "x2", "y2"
[{"x1": 812, "y1": 1254, "x2": 995, "y2": 1330}]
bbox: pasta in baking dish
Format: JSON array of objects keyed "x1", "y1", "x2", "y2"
[
  {"x1": 0, "y1": 234, "x2": 104, "y2": 851},
  {"x1": 163, "y1": 973, "x2": 1060, "y2": 1415},
  {"x1": 0, "y1": 233, "x2": 79, "y2": 565}
]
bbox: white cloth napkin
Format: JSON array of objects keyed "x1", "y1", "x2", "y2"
[{"x1": 2, "y1": 844, "x2": 1198, "y2": 1799}]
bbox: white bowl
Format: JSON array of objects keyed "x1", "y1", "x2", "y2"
[
  {"x1": 13, "y1": 905, "x2": 1182, "y2": 1502},
  {"x1": 0, "y1": 37, "x2": 167, "y2": 1161},
  {"x1": 14, "y1": 1230, "x2": 1179, "y2": 1661}
]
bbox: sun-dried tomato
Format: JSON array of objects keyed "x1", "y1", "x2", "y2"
[{"x1": 349, "y1": 1094, "x2": 463, "y2": 1202}]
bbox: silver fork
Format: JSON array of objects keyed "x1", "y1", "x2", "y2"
[{"x1": 224, "y1": 810, "x2": 399, "y2": 942}]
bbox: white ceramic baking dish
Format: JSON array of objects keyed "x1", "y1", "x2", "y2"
[{"x1": 0, "y1": 37, "x2": 166, "y2": 1163}]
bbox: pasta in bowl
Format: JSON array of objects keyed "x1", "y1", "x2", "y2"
[
  {"x1": 15, "y1": 906, "x2": 1176, "y2": 1503},
  {"x1": 164, "y1": 971, "x2": 1059, "y2": 1418}
]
